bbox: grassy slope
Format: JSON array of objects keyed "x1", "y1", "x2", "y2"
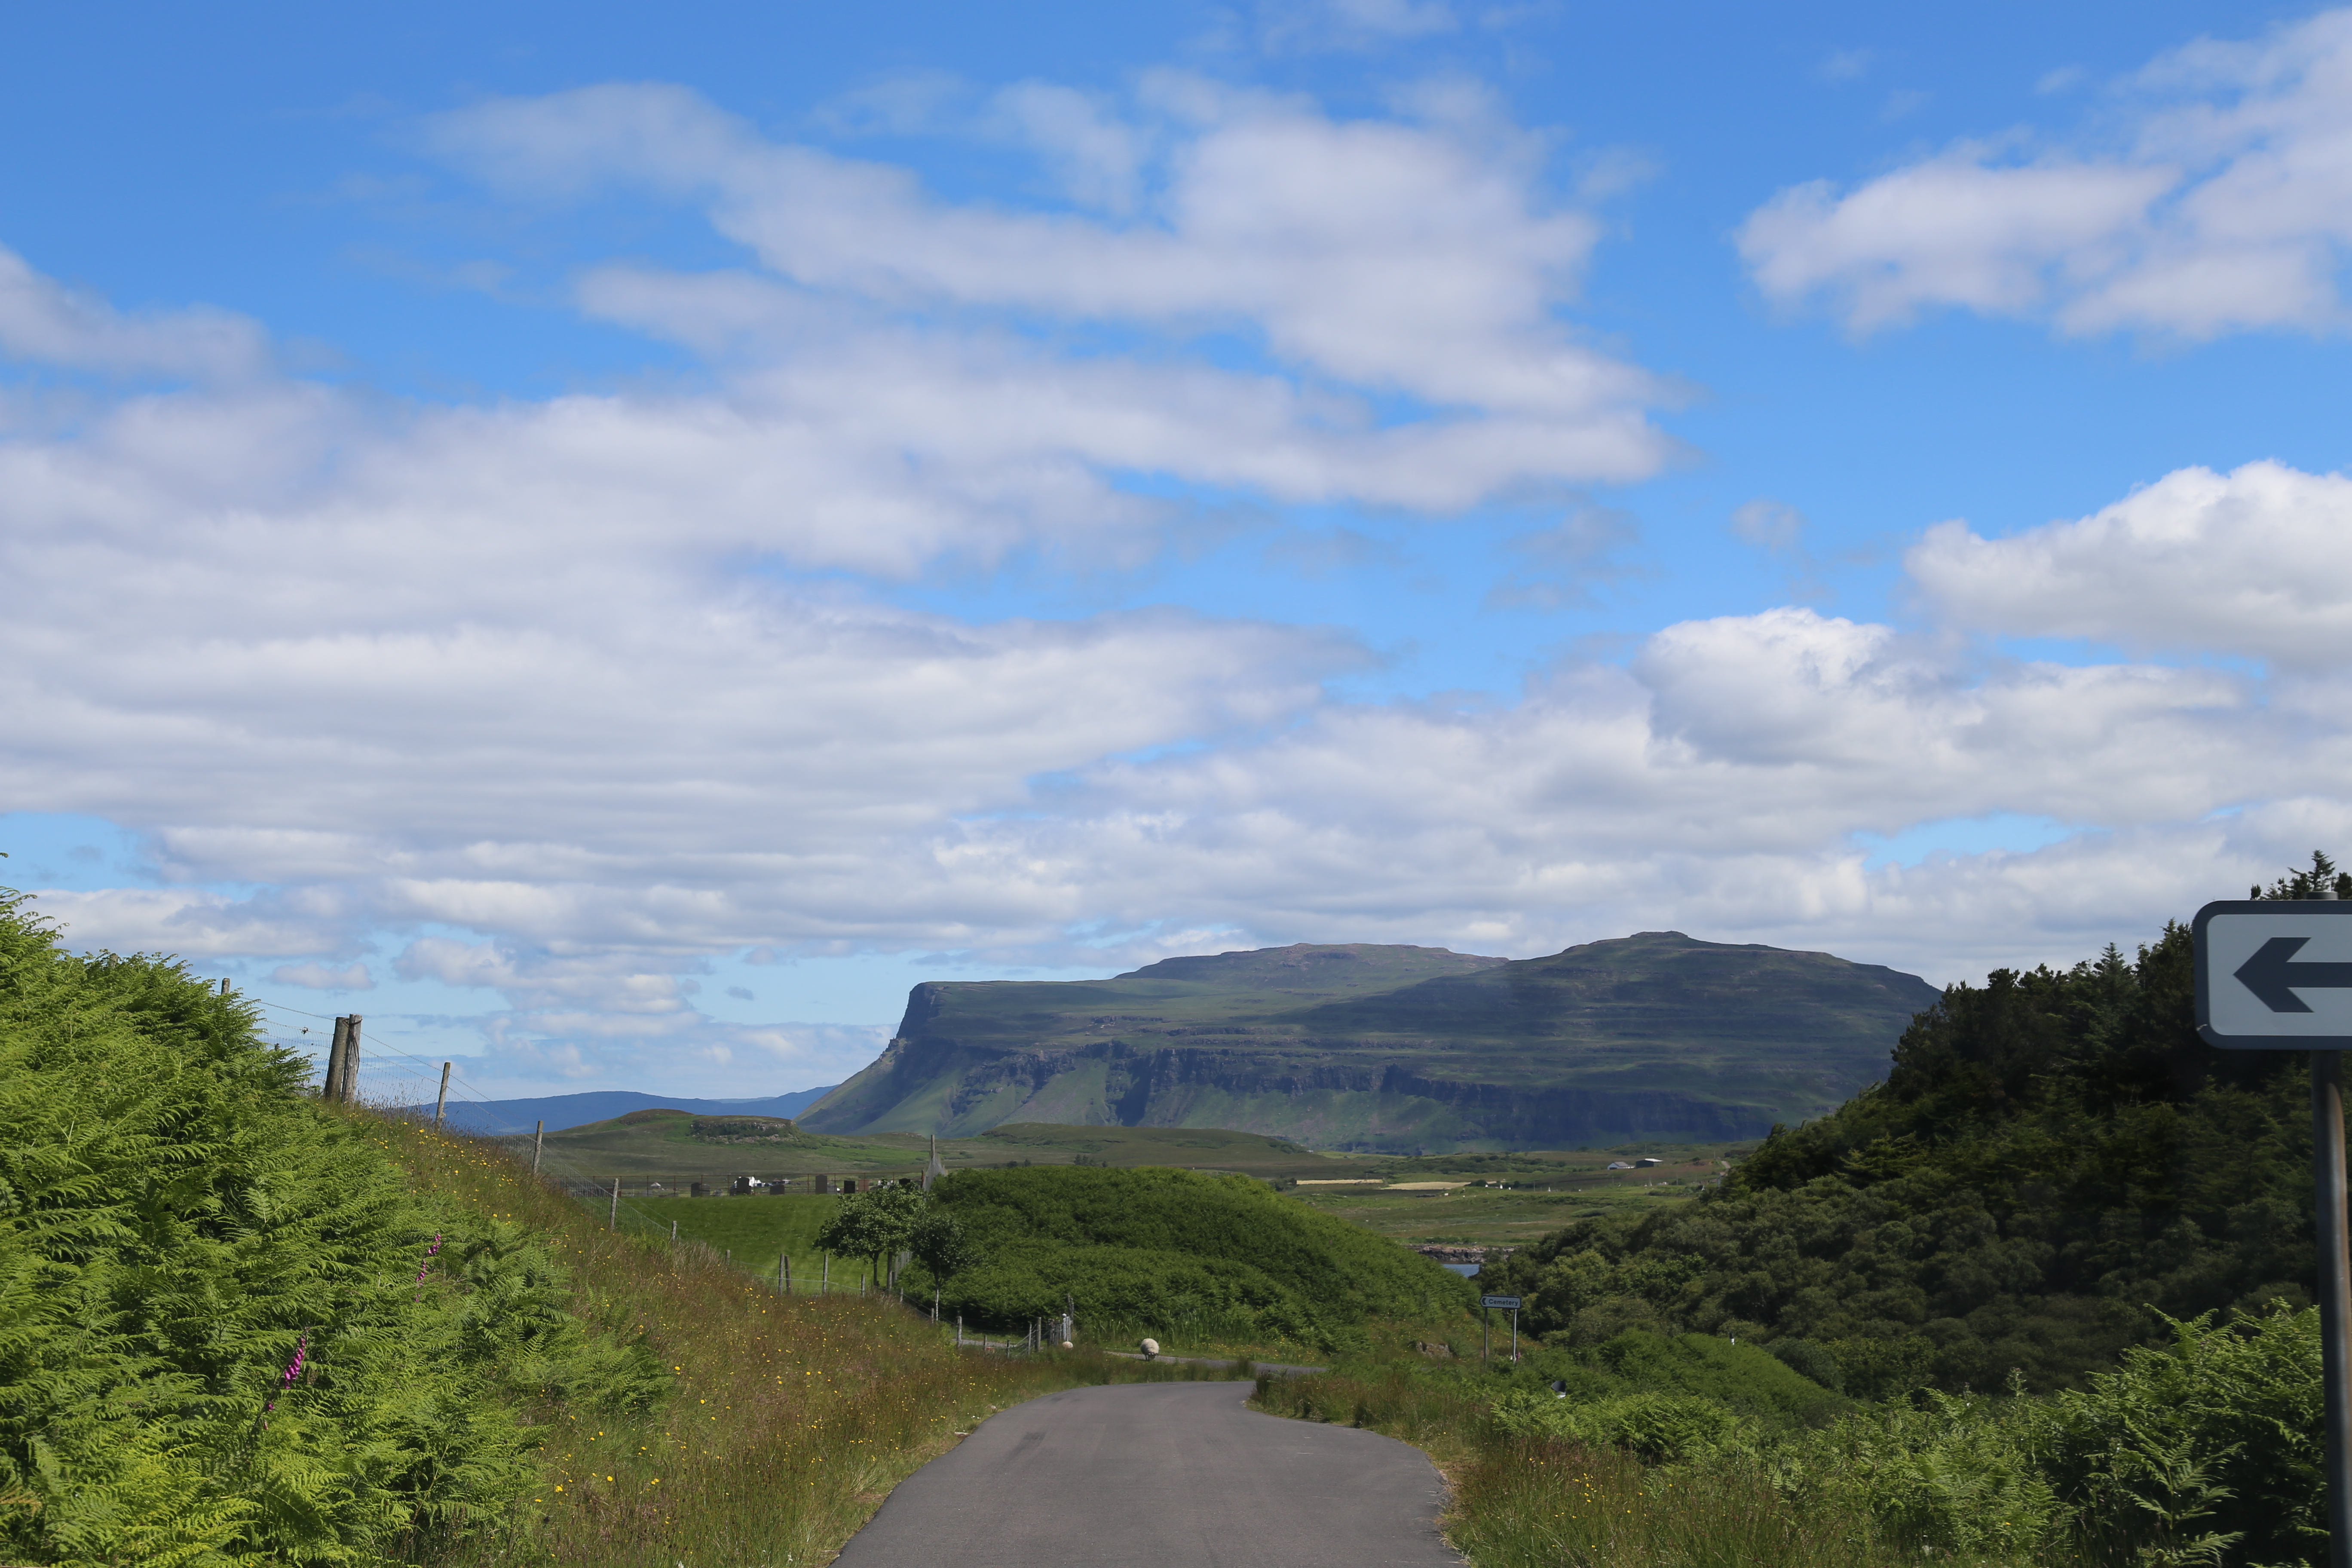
[
  {"x1": 805, "y1": 934, "x2": 1939, "y2": 1148},
  {"x1": 0, "y1": 878, "x2": 1248, "y2": 1567},
  {"x1": 374, "y1": 1117, "x2": 1248, "y2": 1566}
]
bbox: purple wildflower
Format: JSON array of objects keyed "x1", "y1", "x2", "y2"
[
  {"x1": 413, "y1": 1231, "x2": 444, "y2": 1299},
  {"x1": 264, "y1": 1330, "x2": 309, "y2": 1415}
]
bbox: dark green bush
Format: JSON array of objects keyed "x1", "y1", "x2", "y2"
[
  {"x1": 939, "y1": 1240, "x2": 1326, "y2": 1343},
  {"x1": 931, "y1": 1164, "x2": 1474, "y2": 1323},
  {"x1": 0, "y1": 888, "x2": 661, "y2": 1565}
]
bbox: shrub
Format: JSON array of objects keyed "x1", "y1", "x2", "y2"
[
  {"x1": 2041, "y1": 1306, "x2": 2324, "y2": 1566},
  {"x1": 0, "y1": 888, "x2": 655, "y2": 1564},
  {"x1": 940, "y1": 1240, "x2": 1320, "y2": 1343},
  {"x1": 931, "y1": 1165, "x2": 1473, "y2": 1323},
  {"x1": 1493, "y1": 1387, "x2": 1758, "y2": 1465}
]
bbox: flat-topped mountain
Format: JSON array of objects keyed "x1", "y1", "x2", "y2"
[{"x1": 799, "y1": 934, "x2": 1942, "y2": 1152}]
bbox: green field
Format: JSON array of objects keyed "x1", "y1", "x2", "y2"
[
  {"x1": 508, "y1": 1109, "x2": 1387, "y2": 1188},
  {"x1": 570, "y1": 1121, "x2": 1754, "y2": 1266},
  {"x1": 1290, "y1": 1140, "x2": 1751, "y2": 1248}
]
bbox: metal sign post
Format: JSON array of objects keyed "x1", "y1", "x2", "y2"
[
  {"x1": 2194, "y1": 897, "x2": 2352, "y2": 1568},
  {"x1": 1481, "y1": 1295, "x2": 1522, "y2": 1365}
]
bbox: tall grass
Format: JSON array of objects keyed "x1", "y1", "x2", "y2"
[
  {"x1": 1449, "y1": 1436, "x2": 1898, "y2": 1568},
  {"x1": 1257, "y1": 1367, "x2": 2079, "y2": 1568},
  {"x1": 366, "y1": 1111, "x2": 1236, "y2": 1566}
]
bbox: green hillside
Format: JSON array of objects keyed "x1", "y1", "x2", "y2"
[
  {"x1": 925, "y1": 1165, "x2": 1477, "y2": 1344},
  {"x1": 1483, "y1": 858, "x2": 2350, "y2": 1405},
  {"x1": 803, "y1": 934, "x2": 1941, "y2": 1151}
]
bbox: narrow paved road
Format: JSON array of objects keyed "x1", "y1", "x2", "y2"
[{"x1": 831, "y1": 1381, "x2": 1462, "y2": 1568}]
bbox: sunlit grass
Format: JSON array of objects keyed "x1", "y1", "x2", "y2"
[
  {"x1": 357, "y1": 1110, "x2": 1238, "y2": 1566},
  {"x1": 1256, "y1": 1366, "x2": 2090, "y2": 1568}
]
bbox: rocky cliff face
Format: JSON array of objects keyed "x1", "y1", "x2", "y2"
[{"x1": 800, "y1": 934, "x2": 1943, "y2": 1152}]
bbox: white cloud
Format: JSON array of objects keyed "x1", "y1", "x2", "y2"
[
  {"x1": 0, "y1": 245, "x2": 270, "y2": 380},
  {"x1": 12, "y1": 72, "x2": 2352, "y2": 1098},
  {"x1": 24, "y1": 886, "x2": 348, "y2": 959},
  {"x1": 425, "y1": 79, "x2": 1669, "y2": 488},
  {"x1": 1910, "y1": 460, "x2": 2352, "y2": 668},
  {"x1": 1740, "y1": 9, "x2": 2352, "y2": 337},
  {"x1": 271, "y1": 960, "x2": 374, "y2": 990},
  {"x1": 988, "y1": 81, "x2": 1150, "y2": 212}
]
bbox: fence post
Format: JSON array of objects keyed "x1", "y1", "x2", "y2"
[
  {"x1": 671, "y1": 1220, "x2": 678, "y2": 1241},
  {"x1": 432, "y1": 1062, "x2": 451, "y2": 1129},
  {"x1": 822, "y1": 1254, "x2": 830, "y2": 1295},
  {"x1": 782, "y1": 1254, "x2": 792, "y2": 1295},
  {"x1": 532, "y1": 1120, "x2": 544, "y2": 1174},
  {"x1": 608, "y1": 1178, "x2": 620, "y2": 1231},
  {"x1": 322, "y1": 1018, "x2": 348, "y2": 1099},
  {"x1": 957, "y1": 1314, "x2": 963, "y2": 1348},
  {"x1": 341, "y1": 1016, "x2": 362, "y2": 1103}
]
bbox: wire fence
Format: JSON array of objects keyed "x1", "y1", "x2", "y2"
[{"x1": 230, "y1": 991, "x2": 914, "y2": 1292}]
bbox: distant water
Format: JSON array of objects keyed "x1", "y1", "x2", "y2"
[{"x1": 1442, "y1": 1263, "x2": 1480, "y2": 1277}]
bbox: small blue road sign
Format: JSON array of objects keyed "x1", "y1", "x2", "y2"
[{"x1": 1480, "y1": 1295, "x2": 1521, "y2": 1310}]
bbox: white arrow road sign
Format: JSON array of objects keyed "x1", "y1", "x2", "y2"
[{"x1": 2195, "y1": 900, "x2": 2352, "y2": 1047}]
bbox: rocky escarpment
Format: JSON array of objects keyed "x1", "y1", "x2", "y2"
[{"x1": 799, "y1": 935, "x2": 1942, "y2": 1152}]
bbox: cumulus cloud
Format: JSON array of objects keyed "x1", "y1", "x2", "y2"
[
  {"x1": 1910, "y1": 460, "x2": 2352, "y2": 668},
  {"x1": 1740, "y1": 9, "x2": 2352, "y2": 337}
]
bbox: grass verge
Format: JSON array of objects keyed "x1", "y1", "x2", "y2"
[
  {"x1": 1253, "y1": 1366, "x2": 2074, "y2": 1568},
  {"x1": 366, "y1": 1111, "x2": 1240, "y2": 1566}
]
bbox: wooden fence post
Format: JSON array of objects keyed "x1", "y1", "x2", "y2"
[
  {"x1": 322, "y1": 1018, "x2": 348, "y2": 1099},
  {"x1": 432, "y1": 1063, "x2": 451, "y2": 1129},
  {"x1": 608, "y1": 1177, "x2": 620, "y2": 1231},
  {"x1": 532, "y1": 1120, "x2": 544, "y2": 1174},
  {"x1": 341, "y1": 1016, "x2": 362, "y2": 1103},
  {"x1": 782, "y1": 1254, "x2": 792, "y2": 1294}
]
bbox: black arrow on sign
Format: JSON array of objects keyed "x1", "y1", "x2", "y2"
[{"x1": 2234, "y1": 937, "x2": 2352, "y2": 1013}]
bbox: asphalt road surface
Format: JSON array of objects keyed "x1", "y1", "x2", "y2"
[{"x1": 830, "y1": 1380, "x2": 1463, "y2": 1568}]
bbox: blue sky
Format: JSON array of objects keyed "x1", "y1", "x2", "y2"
[{"x1": 5, "y1": 1, "x2": 2350, "y2": 1101}]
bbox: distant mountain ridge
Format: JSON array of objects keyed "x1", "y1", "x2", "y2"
[
  {"x1": 431, "y1": 1086, "x2": 838, "y2": 1135},
  {"x1": 799, "y1": 934, "x2": 1942, "y2": 1152}
]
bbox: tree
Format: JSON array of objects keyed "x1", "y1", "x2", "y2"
[
  {"x1": 814, "y1": 1183, "x2": 928, "y2": 1289},
  {"x1": 910, "y1": 1210, "x2": 986, "y2": 1283}
]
